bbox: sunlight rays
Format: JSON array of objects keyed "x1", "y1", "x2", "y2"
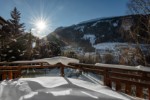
[
  {"x1": 29, "y1": 14, "x2": 51, "y2": 38},
  {"x1": 25, "y1": 1, "x2": 52, "y2": 38},
  {"x1": 36, "y1": 19, "x2": 46, "y2": 31},
  {"x1": 11, "y1": 0, "x2": 64, "y2": 38}
]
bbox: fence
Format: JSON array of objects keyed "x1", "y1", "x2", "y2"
[{"x1": 0, "y1": 61, "x2": 150, "y2": 99}]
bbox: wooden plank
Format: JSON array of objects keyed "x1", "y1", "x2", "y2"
[
  {"x1": 66, "y1": 65, "x2": 104, "y2": 75},
  {"x1": 69, "y1": 63, "x2": 150, "y2": 74},
  {"x1": 60, "y1": 65, "x2": 64, "y2": 77},
  {"x1": 110, "y1": 71, "x2": 150, "y2": 81},
  {"x1": 110, "y1": 71, "x2": 140, "y2": 78},
  {"x1": 136, "y1": 85, "x2": 143, "y2": 98},
  {"x1": 125, "y1": 84, "x2": 131, "y2": 95},
  {"x1": 148, "y1": 86, "x2": 150, "y2": 100},
  {"x1": 116, "y1": 81, "x2": 121, "y2": 91},
  {"x1": 15, "y1": 71, "x2": 20, "y2": 78},
  {"x1": 110, "y1": 77, "x2": 150, "y2": 87},
  {"x1": 0, "y1": 70, "x2": 18, "y2": 71},
  {"x1": 104, "y1": 69, "x2": 111, "y2": 87},
  {"x1": 21, "y1": 66, "x2": 48, "y2": 69},
  {"x1": 13, "y1": 72, "x2": 16, "y2": 79},
  {"x1": 2, "y1": 71, "x2": 7, "y2": 80},
  {"x1": 0, "y1": 66, "x2": 18, "y2": 70},
  {"x1": 103, "y1": 69, "x2": 107, "y2": 86},
  {"x1": 8, "y1": 71, "x2": 13, "y2": 79},
  {"x1": 69, "y1": 63, "x2": 105, "y2": 70},
  {"x1": 82, "y1": 68, "x2": 104, "y2": 74}
]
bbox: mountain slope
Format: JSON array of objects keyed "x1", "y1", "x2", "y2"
[{"x1": 47, "y1": 15, "x2": 144, "y2": 52}]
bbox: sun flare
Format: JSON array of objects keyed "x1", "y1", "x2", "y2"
[
  {"x1": 36, "y1": 20, "x2": 46, "y2": 31},
  {"x1": 30, "y1": 14, "x2": 51, "y2": 38}
]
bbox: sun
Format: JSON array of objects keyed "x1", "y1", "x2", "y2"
[
  {"x1": 29, "y1": 14, "x2": 51, "y2": 38},
  {"x1": 36, "y1": 20, "x2": 46, "y2": 31}
]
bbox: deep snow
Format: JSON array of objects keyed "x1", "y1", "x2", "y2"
[{"x1": 0, "y1": 77, "x2": 136, "y2": 100}]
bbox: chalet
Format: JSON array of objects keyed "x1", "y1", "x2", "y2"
[
  {"x1": 0, "y1": 16, "x2": 6, "y2": 27},
  {"x1": 0, "y1": 16, "x2": 7, "y2": 61}
]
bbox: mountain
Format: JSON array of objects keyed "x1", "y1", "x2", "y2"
[{"x1": 46, "y1": 15, "x2": 145, "y2": 52}]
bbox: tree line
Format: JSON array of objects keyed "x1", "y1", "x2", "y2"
[{"x1": 0, "y1": 7, "x2": 61, "y2": 61}]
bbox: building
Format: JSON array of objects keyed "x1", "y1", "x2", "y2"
[
  {"x1": 0, "y1": 16, "x2": 6, "y2": 26},
  {"x1": 0, "y1": 16, "x2": 7, "y2": 61}
]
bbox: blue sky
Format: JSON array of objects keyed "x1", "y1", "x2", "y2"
[{"x1": 0, "y1": 0, "x2": 129, "y2": 37}]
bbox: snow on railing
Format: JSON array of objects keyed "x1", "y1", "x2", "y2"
[
  {"x1": 0, "y1": 57, "x2": 150, "y2": 99},
  {"x1": 95, "y1": 63, "x2": 150, "y2": 72},
  {"x1": 68, "y1": 63, "x2": 150, "y2": 99}
]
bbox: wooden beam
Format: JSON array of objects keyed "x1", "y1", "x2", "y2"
[
  {"x1": 2, "y1": 71, "x2": 7, "y2": 80},
  {"x1": 110, "y1": 77, "x2": 150, "y2": 87},
  {"x1": 148, "y1": 86, "x2": 150, "y2": 100},
  {"x1": 116, "y1": 81, "x2": 121, "y2": 91},
  {"x1": 104, "y1": 68, "x2": 111, "y2": 87},
  {"x1": 125, "y1": 84, "x2": 131, "y2": 95},
  {"x1": 60, "y1": 64, "x2": 64, "y2": 77},
  {"x1": 8, "y1": 71, "x2": 13, "y2": 79},
  {"x1": 136, "y1": 85, "x2": 143, "y2": 98}
]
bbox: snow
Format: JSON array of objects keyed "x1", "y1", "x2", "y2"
[
  {"x1": 35, "y1": 56, "x2": 79, "y2": 65},
  {"x1": 136, "y1": 65, "x2": 150, "y2": 72},
  {"x1": 8, "y1": 50, "x2": 13, "y2": 53},
  {"x1": 93, "y1": 42, "x2": 150, "y2": 51},
  {"x1": 74, "y1": 26, "x2": 85, "y2": 32},
  {"x1": 32, "y1": 42, "x2": 36, "y2": 48},
  {"x1": 93, "y1": 43, "x2": 118, "y2": 50},
  {"x1": 0, "y1": 77, "x2": 134, "y2": 100},
  {"x1": 122, "y1": 25, "x2": 131, "y2": 31},
  {"x1": 113, "y1": 22, "x2": 118, "y2": 27},
  {"x1": 11, "y1": 56, "x2": 15, "y2": 59},
  {"x1": 83, "y1": 34, "x2": 96, "y2": 45},
  {"x1": 11, "y1": 39, "x2": 17, "y2": 42},
  {"x1": 12, "y1": 56, "x2": 79, "y2": 66},
  {"x1": 95, "y1": 63, "x2": 150, "y2": 72},
  {"x1": 101, "y1": 35, "x2": 105, "y2": 37},
  {"x1": 6, "y1": 45, "x2": 10, "y2": 48},
  {"x1": 91, "y1": 21, "x2": 100, "y2": 27},
  {"x1": 121, "y1": 22, "x2": 132, "y2": 31},
  {"x1": 18, "y1": 49, "x2": 21, "y2": 52},
  {"x1": 79, "y1": 16, "x2": 113, "y2": 24}
]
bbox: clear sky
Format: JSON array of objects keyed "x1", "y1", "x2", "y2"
[{"x1": 0, "y1": 0, "x2": 129, "y2": 38}]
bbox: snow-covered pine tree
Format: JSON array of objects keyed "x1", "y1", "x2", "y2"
[
  {"x1": 9, "y1": 7, "x2": 24, "y2": 37},
  {"x1": 3, "y1": 7, "x2": 26, "y2": 61}
]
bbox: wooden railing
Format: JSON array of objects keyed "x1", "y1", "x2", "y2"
[
  {"x1": 0, "y1": 61, "x2": 150, "y2": 99},
  {"x1": 68, "y1": 63, "x2": 150, "y2": 100}
]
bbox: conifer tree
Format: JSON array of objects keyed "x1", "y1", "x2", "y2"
[
  {"x1": 4, "y1": 7, "x2": 25, "y2": 61},
  {"x1": 9, "y1": 7, "x2": 24, "y2": 37}
]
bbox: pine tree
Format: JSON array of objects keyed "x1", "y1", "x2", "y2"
[
  {"x1": 3, "y1": 7, "x2": 26, "y2": 61},
  {"x1": 9, "y1": 7, "x2": 24, "y2": 37},
  {"x1": 24, "y1": 31, "x2": 34, "y2": 60}
]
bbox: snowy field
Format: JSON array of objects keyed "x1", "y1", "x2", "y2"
[
  {"x1": 0, "y1": 76, "x2": 137, "y2": 100},
  {"x1": 93, "y1": 43, "x2": 150, "y2": 51}
]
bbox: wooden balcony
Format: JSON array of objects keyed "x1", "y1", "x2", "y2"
[{"x1": 0, "y1": 60, "x2": 150, "y2": 99}]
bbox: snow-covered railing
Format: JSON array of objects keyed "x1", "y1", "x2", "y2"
[
  {"x1": 68, "y1": 63, "x2": 150, "y2": 100},
  {"x1": 0, "y1": 56, "x2": 79, "y2": 79},
  {"x1": 0, "y1": 57, "x2": 150, "y2": 99}
]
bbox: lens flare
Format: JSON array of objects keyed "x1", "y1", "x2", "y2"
[
  {"x1": 29, "y1": 16, "x2": 51, "y2": 38},
  {"x1": 36, "y1": 20, "x2": 46, "y2": 31}
]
